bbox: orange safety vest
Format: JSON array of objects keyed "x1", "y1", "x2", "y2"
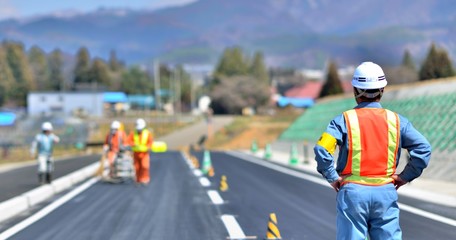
[
  {"x1": 132, "y1": 129, "x2": 151, "y2": 152},
  {"x1": 342, "y1": 108, "x2": 400, "y2": 186}
]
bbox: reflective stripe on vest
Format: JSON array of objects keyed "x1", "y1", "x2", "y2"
[
  {"x1": 132, "y1": 130, "x2": 150, "y2": 152},
  {"x1": 342, "y1": 108, "x2": 400, "y2": 186}
]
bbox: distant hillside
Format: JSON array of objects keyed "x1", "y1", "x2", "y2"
[{"x1": 0, "y1": 0, "x2": 455, "y2": 68}]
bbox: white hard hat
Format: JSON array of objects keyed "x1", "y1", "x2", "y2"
[
  {"x1": 111, "y1": 120, "x2": 120, "y2": 130},
  {"x1": 352, "y1": 62, "x2": 387, "y2": 89},
  {"x1": 42, "y1": 122, "x2": 53, "y2": 131},
  {"x1": 135, "y1": 118, "x2": 146, "y2": 130}
]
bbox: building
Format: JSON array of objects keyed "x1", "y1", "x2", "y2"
[{"x1": 28, "y1": 92, "x2": 105, "y2": 117}]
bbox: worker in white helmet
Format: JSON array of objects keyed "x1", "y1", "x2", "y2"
[
  {"x1": 103, "y1": 120, "x2": 127, "y2": 177},
  {"x1": 127, "y1": 118, "x2": 153, "y2": 185},
  {"x1": 30, "y1": 121, "x2": 60, "y2": 184},
  {"x1": 314, "y1": 62, "x2": 431, "y2": 239}
]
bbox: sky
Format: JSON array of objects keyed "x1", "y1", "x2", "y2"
[{"x1": 0, "y1": 0, "x2": 198, "y2": 20}]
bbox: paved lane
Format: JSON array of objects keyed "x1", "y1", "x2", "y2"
[
  {"x1": 6, "y1": 152, "x2": 226, "y2": 240},
  {"x1": 0, "y1": 155, "x2": 100, "y2": 202},
  {"x1": 200, "y1": 151, "x2": 456, "y2": 240}
]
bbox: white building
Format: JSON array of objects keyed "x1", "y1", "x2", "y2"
[{"x1": 27, "y1": 92, "x2": 104, "y2": 117}]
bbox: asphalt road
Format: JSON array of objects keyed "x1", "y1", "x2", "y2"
[
  {"x1": 2, "y1": 151, "x2": 455, "y2": 239},
  {"x1": 6, "y1": 152, "x2": 226, "y2": 240},
  {"x1": 0, "y1": 155, "x2": 100, "y2": 202},
  {"x1": 201, "y1": 151, "x2": 456, "y2": 240}
]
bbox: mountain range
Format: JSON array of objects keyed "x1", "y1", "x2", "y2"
[{"x1": 0, "y1": 0, "x2": 455, "y2": 68}]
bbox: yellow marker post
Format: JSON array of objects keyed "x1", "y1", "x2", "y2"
[
  {"x1": 219, "y1": 175, "x2": 229, "y2": 192},
  {"x1": 266, "y1": 213, "x2": 282, "y2": 239}
]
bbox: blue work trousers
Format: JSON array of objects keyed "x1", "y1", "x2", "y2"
[{"x1": 336, "y1": 183, "x2": 402, "y2": 240}]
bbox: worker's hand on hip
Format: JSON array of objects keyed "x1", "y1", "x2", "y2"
[
  {"x1": 392, "y1": 174, "x2": 407, "y2": 190},
  {"x1": 330, "y1": 177, "x2": 343, "y2": 192}
]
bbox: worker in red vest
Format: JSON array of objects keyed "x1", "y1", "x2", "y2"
[
  {"x1": 127, "y1": 118, "x2": 153, "y2": 185},
  {"x1": 103, "y1": 120, "x2": 127, "y2": 177},
  {"x1": 314, "y1": 62, "x2": 431, "y2": 240}
]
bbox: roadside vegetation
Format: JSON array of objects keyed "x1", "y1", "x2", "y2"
[{"x1": 206, "y1": 108, "x2": 301, "y2": 150}]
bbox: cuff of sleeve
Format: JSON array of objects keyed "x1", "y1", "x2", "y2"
[
  {"x1": 324, "y1": 171, "x2": 340, "y2": 183},
  {"x1": 398, "y1": 172, "x2": 414, "y2": 183},
  {"x1": 327, "y1": 177, "x2": 340, "y2": 183}
]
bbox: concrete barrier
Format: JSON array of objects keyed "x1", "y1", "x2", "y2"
[
  {"x1": 0, "y1": 196, "x2": 28, "y2": 223},
  {"x1": 0, "y1": 162, "x2": 101, "y2": 224},
  {"x1": 51, "y1": 177, "x2": 73, "y2": 194},
  {"x1": 68, "y1": 171, "x2": 86, "y2": 185},
  {"x1": 22, "y1": 185, "x2": 54, "y2": 207}
]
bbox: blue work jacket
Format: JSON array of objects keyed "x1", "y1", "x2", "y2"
[{"x1": 314, "y1": 101, "x2": 432, "y2": 183}]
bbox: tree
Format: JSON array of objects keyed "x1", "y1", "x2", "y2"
[
  {"x1": 108, "y1": 50, "x2": 123, "y2": 72},
  {"x1": 73, "y1": 47, "x2": 91, "y2": 87},
  {"x1": 419, "y1": 43, "x2": 455, "y2": 80},
  {"x1": 89, "y1": 58, "x2": 110, "y2": 88},
  {"x1": 175, "y1": 65, "x2": 193, "y2": 110},
  {"x1": 436, "y1": 49, "x2": 455, "y2": 78},
  {"x1": 250, "y1": 51, "x2": 269, "y2": 85},
  {"x1": 384, "y1": 67, "x2": 418, "y2": 85},
  {"x1": 0, "y1": 46, "x2": 15, "y2": 106},
  {"x1": 48, "y1": 49, "x2": 65, "y2": 91},
  {"x1": 401, "y1": 49, "x2": 415, "y2": 71},
  {"x1": 159, "y1": 64, "x2": 172, "y2": 100},
  {"x1": 4, "y1": 41, "x2": 35, "y2": 106},
  {"x1": 28, "y1": 45, "x2": 49, "y2": 91},
  {"x1": 319, "y1": 60, "x2": 343, "y2": 98},
  {"x1": 120, "y1": 66, "x2": 153, "y2": 95},
  {"x1": 214, "y1": 46, "x2": 249, "y2": 82},
  {"x1": 210, "y1": 76, "x2": 270, "y2": 114}
]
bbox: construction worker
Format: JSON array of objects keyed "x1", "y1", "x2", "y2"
[
  {"x1": 127, "y1": 118, "x2": 153, "y2": 185},
  {"x1": 103, "y1": 120, "x2": 127, "y2": 177},
  {"x1": 314, "y1": 62, "x2": 431, "y2": 240},
  {"x1": 30, "y1": 122, "x2": 60, "y2": 184}
]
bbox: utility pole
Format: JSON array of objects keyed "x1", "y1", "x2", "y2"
[
  {"x1": 176, "y1": 68, "x2": 181, "y2": 114},
  {"x1": 153, "y1": 60, "x2": 161, "y2": 111}
]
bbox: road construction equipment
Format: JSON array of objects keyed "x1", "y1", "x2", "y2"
[{"x1": 110, "y1": 149, "x2": 135, "y2": 182}]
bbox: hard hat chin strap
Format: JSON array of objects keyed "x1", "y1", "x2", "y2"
[{"x1": 354, "y1": 88, "x2": 383, "y2": 99}]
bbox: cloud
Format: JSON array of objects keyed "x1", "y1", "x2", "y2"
[{"x1": 0, "y1": 0, "x2": 19, "y2": 19}]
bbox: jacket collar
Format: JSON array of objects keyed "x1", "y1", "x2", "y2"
[{"x1": 354, "y1": 101, "x2": 382, "y2": 109}]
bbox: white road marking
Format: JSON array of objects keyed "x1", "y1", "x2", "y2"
[
  {"x1": 180, "y1": 152, "x2": 194, "y2": 169},
  {"x1": 207, "y1": 190, "x2": 224, "y2": 205},
  {"x1": 199, "y1": 177, "x2": 211, "y2": 187},
  {"x1": 227, "y1": 151, "x2": 327, "y2": 185},
  {"x1": 0, "y1": 178, "x2": 99, "y2": 240},
  {"x1": 228, "y1": 151, "x2": 456, "y2": 227},
  {"x1": 182, "y1": 152, "x2": 247, "y2": 239},
  {"x1": 398, "y1": 203, "x2": 456, "y2": 227},
  {"x1": 193, "y1": 169, "x2": 203, "y2": 177},
  {"x1": 221, "y1": 215, "x2": 246, "y2": 239}
]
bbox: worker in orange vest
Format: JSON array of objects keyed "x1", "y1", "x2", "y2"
[
  {"x1": 103, "y1": 120, "x2": 127, "y2": 177},
  {"x1": 127, "y1": 118, "x2": 153, "y2": 185},
  {"x1": 314, "y1": 62, "x2": 431, "y2": 240}
]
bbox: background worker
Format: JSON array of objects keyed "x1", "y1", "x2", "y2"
[
  {"x1": 314, "y1": 62, "x2": 431, "y2": 240},
  {"x1": 103, "y1": 120, "x2": 127, "y2": 177},
  {"x1": 30, "y1": 122, "x2": 60, "y2": 184},
  {"x1": 127, "y1": 118, "x2": 153, "y2": 185}
]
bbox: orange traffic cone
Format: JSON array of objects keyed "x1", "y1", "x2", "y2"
[
  {"x1": 192, "y1": 156, "x2": 200, "y2": 168},
  {"x1": 266, "y1": 213, "x2": 282, "y2": 239},
  {"x1": 208, "y1": 166, "x2": 215, "y2": 177}
]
